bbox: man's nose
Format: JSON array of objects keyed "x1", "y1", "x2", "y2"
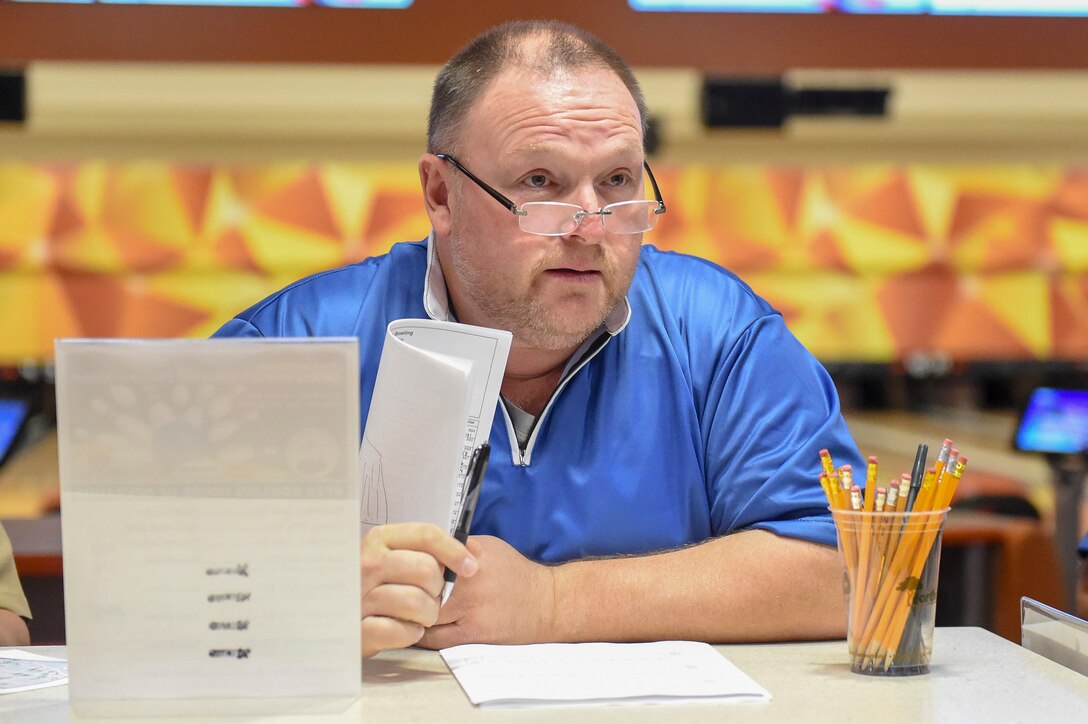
[
  {"x1": 565, "y1": 209, "x2": 607, "y2": 243},
  {"x1": 565, "y1": 184, "x2": 608, "y2": 241},
  {"x1": 569, "y1": 181, "x2": 603, "y2": 214}
]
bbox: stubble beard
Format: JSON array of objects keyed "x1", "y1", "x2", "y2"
[{"x1": 446, "y1": 233, "x2": 635, "y2": 352}]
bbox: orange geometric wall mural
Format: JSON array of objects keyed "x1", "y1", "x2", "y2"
[{"x1": 2, "y1": 161, "x2": 1087, "y2": 364}]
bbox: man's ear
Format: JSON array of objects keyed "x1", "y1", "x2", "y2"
[{"x1": 419, "y1": 153, "x2": 453, "y2": 237}]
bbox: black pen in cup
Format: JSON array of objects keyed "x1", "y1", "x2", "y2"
[{"x1": 904, "y1": 443, "x2": 928, "y2": 511}]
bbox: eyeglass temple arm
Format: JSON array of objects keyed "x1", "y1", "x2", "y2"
[
  {"x1": 643, "y1": 160, "x2": 667, "y2": 215},
  {"x1": 440, "y1": 152, "x2": 665, "y2": 217},
  {"x1": 436, "y1": 153, "x2": 523, "y2": 215}
]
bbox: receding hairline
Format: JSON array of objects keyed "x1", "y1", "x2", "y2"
[{"x1": 427, "y1": 21, "x2": 649, "y2": 155}]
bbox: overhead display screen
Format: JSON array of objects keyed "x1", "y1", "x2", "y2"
[
  {"x1": 630, "y1": 1, "x2": 1088, "y2": 16},
  {"x1": 6, "y1": 0, "x2": 411, "y2": 6}
]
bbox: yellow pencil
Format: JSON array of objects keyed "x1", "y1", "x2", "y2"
[
  {"x1": 913, "y1": 467, "x2": 938, "y2": 513},
  {"x1": 879, "y1": 457, "x2": 967, "y2": 669},
  {"x1": 877, "y1": 511, "x2": 945, "y2": 669},
  {"x1": 857, "y1": 518, "x2": 926, "y2": 666},
  {"x1": 825, "y1": 439, "x2": 966, "y2": 673},
  {"x1": 851, "y1": 486, "x2": 887, "y2": 657},
  {"x1": 819, "y1": 448, "x2": 837, "y2": 480}
]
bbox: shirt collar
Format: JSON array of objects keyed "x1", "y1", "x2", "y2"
[
  {"x1": 423, "y1": 230, "x2": 453, "y2": 322},
  {"x1": 422, "y1": 230, "x2": 632, "y2": 336}
]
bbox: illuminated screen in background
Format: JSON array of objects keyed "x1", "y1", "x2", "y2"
[
  {"x1": 630, "y1": 1, "x2": 1088, "y2": 15},
  {"x1": 0, "y1": 398, "x2": 30, "y2": 465},
  {"x1": 1015, "y1": 388, "x2": 1088, "y2": 454},
  {"x1": 6, "y1": 0, "x2": 412, "y2": 6}
]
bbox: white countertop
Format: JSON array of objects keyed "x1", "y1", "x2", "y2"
[{"x1": 2, "y1": 627, "x2": 1086, "y2": 723}]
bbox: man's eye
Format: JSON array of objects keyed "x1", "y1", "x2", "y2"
[
  {"x1": 607, "y1": 174, "x2": 630, "y2": 187},
  {"x1": 526, "y1": 174, "x2": 549, "y2": 188}
]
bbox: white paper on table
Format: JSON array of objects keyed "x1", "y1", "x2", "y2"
[
  {"x1": 55, "y1": 338, "x2": 361, "y2": 710},
  {"x1": 359, "y1": 319, "x2": 511, "y2": 535},
  {"x1": 440, "y1": 641, "x2": 772, "y2": 707},
  {"x1": 0, "y1": 650, "x2": 68, "y2": 694}
]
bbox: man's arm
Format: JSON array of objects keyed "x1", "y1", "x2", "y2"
[
  {"x1": 0, "y1": 609, "x2": 29, "y2": 646},
  {"x1": 420, "y1": 528, "x2": 845, "y2": 649},
  {"x1": 554, "y1": 529, "x2": 844, "y2": 643}
]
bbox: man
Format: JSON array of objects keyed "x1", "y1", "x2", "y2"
[
  {"x1": 215, "y1": 21, "x2": 863, "y2": 658},
  {"x1": 0, "y1": 522, "x2": 31, "y2": 644}
]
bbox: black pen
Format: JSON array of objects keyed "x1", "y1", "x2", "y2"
[
  {"x1": 904, "y1": 443, "x2": 928, "y2": 511},
  {"x1": 441, "y1": 443, "x2": 490, "y2": 605}
]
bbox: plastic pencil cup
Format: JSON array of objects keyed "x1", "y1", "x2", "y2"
[{"x1": 831, "y1": 507, "x2": 949, "y2": 676}]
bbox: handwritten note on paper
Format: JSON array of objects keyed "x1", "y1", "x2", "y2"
[
  {"x1": 440, "y1": 641, "x2": 772, "y2": 707},
  {"x1": 55, "y1": 339, "x2": 362, "y2": 713},
  {"x1": 0, "y1": 650, "x2": 68, "y2": 695}
]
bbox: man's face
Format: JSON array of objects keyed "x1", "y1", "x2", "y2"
[{"x1": 436, "y1": 65, "x2": 645, "y2": 352}]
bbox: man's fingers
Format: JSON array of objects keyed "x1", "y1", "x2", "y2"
[
  {"x1": 362, "y1": 616, "x2": 424, "y2": 659},
  {"x1": 367, "y1": 523, "x2": 478, "y2": 576},
  {"x1": 358, "y1": 523, "x2": 481, "y2": 659},
  {"x1": 362, "y1": 548, "x2": 444, "y2": 595},
  {"x1": 363, "y1": 583, "x2": 441, "y2": 626},
  {"x1": 416, "y1": 621, "x2": 468, "y2": 651}
]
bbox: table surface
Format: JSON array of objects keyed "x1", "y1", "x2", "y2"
[{"x1": 2, "y1": 627, "x2": 1086, "y2": 723}]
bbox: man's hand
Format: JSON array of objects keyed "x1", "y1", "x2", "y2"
[
  {"x1": 361, "y1": 522, "x2": 477, "y2": 658},
  {"x1": 418, "y1": 535, "x2": 556, "y2": 650}
]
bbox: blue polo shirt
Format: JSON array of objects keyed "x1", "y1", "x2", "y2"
[{"x1": 214, "y1": 237, "x2": 863, "y2": 562}]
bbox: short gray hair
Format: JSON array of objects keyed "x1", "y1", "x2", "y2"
[{"x1": 427, "y1": 21, "x2": 649, "y2": 155}]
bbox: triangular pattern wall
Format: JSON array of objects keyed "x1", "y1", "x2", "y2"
[{"x1": 2, "y1": 161, "x2": 1086, "y2": 363}]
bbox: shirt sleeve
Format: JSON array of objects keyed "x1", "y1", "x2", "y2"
[
  {"x1": 212, "y1": 317, "x2": 266, "y2": 338},
  {"x1": 702, "y1": 314, "x2": 864, "y2": 548},
  {"x1": 0, "y1": 523, "x2": 31, "y2": 619}
]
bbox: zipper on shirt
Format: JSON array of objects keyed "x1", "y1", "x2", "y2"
[{"x1": 500, "y1": 334, "x2": 612, "y2": 467}]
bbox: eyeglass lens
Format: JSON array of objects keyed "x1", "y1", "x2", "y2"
[{"x1": 519, "y1": 200, "x2": 661, "y2": 236}]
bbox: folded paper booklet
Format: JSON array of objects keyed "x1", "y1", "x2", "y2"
[
  {"x1": 55, "y1": 338, "x2": 361, "y2": 717},
  {"x1": 360, "y1": 319, "x2": 511, "y2": 534},
  {"x1": 440, "y1": 641, "x2": 772, "y2": 707}
]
